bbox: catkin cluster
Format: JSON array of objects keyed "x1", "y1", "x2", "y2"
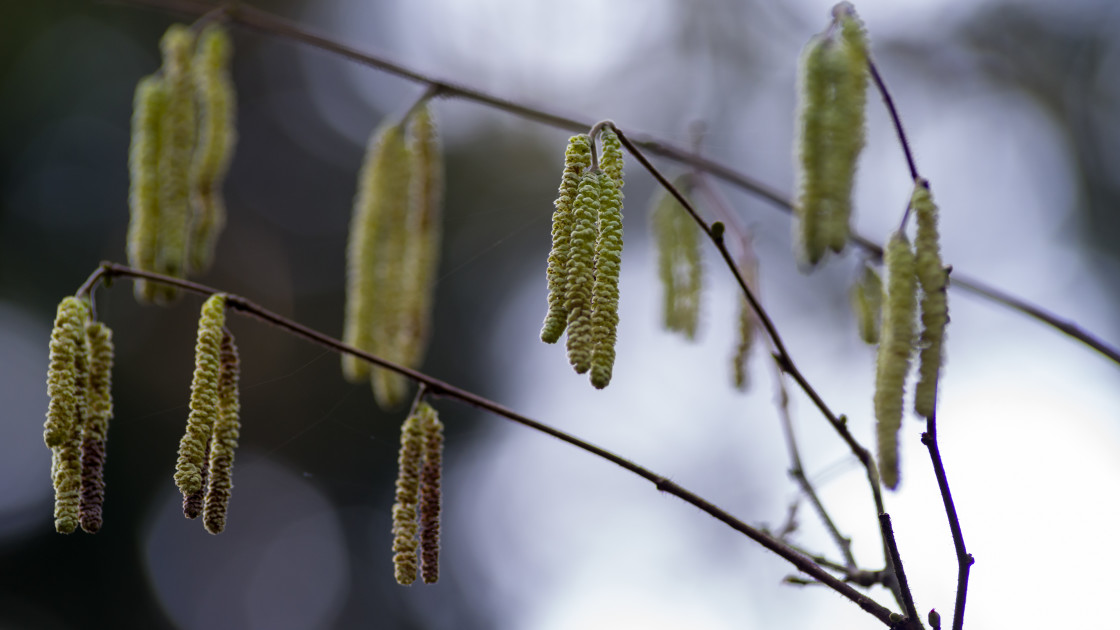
[
  {"x1": 174, "y1": 294, "x2": 243, "y2": 534},
  {"x1": 793, "y1": 3, "x2": 869, "y2": 267},
  {"x1": 127, "y1": 23, "x2": 237, "y2": 303},
  {"x1": 391, "y1": 402, "x2": 444, "y2": 585},
  {"x1": 871, "y1": 179, "x2": 950, "y2": 489},
  {"x1": 651, "y1": 175, "x2": 702, "y2": 340},
  {"x1": 342, "y1": 104, "x2": 444, "y2": 409},
  {"x1": 540, "y1": 128, "x2": 625, "y2": 389},
  {"x1": 44, "y1": 296, "x2": 115, "y2": 533},
  {"x1": 732, "y1": 250, "x2": 760, "y2": 392}
]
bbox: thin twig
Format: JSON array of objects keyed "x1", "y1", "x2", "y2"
[
  {"x1": 113, "y1": 0, "x2": 1120, "y2": 370},
  {"x1": 869, "y1": 60, "x2": 919, "y2": 183},
  {"x1": 879, "y1": 513, "x2": 919, "y2": 624},
  {"x1": 78, "y1": 262, "x2": 899, "y2": 627},
  {"x1": 922, "y1": 411, "x2": 973, "y2": 630},
  {"x1": 692, "y1": 162, "x2": 858, "y2": 570}
]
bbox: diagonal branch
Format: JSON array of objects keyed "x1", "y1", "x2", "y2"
[{"x1": 76, "y1": 261, "x2": 898, "y2": 626}]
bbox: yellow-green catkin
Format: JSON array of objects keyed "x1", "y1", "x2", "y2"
[
  {"x1": 188, "y1": 24, "x2": 237, "y2": 275},
  {"x1": 565, "y1": 171, "x2": 601, "y2": 374},
  {"x1": 79, "y1": 321, "x2": 114, "y2": 534},
  {"x1": 396, "y1": 105, "x2": 443, "y2": 376},
  {"x1": 652, "y1": 176, "x2": 702, "y2": 339},
  {"x1": 541, "y1": 134, "x2": 592, "y2": 344},
  {"x1": 911, "y1": 180, "x2": 948, "y2": 418},
  {"x1": 874, "y1": 233, "x2": 917, "y2": 490},
  {"x1": 851, "y1": 261, "x2": 883, "y2": 345},
  {"x1": 392, "y1": 408, "x2": 426, "y2": 585},
  {"x1": 793, "y1": 4, "x2": 869, "y2": 266},
  {"x1": 732, "y1": 251, "x2": 760, "y2": 392},
  {"x1": 342, "y1": 122, "x2": 411, "y2": 403},
  {"x1": 418, "y1": 404, "x2": 444, "y2": 584},
  {"x1": 589, "y1": 138, "x2": 624, "y2": 389},
  {"x1": 204, "y1": 328, "x2": 241, "y2": 534},
  {"x1": 44, "y1": 297, "x2": 89, "y2": 448},
  {"x1": 175, "y1": 294, "x2": 226, "y2": 497},
  {"x1": 45, "y1": 297, "x2": 90, "y2": 533},
  {"x1": 127, "y1": 76, "x2": 170, "y2": 303}
]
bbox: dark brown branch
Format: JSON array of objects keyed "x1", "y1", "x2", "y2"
[
  {"x1": 879, "y1": 513, "x2": 919, "y2": 624},
  {"x1": 77, "y1": 262, "x2": 898, "y2": 626},
  {"x1": 113, "y1": 0, "x2": 1120, "y2": 371},
  {"x1": 922, "y1": 412, "x2": 973, "y2": 630}
]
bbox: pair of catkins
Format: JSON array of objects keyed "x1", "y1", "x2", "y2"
[
  {"x1": 341, "y1": 105, "x2": 443, "y2": 409},
  {"x1": 127, "y1": 23, "x2": 236, "y2": 303}
]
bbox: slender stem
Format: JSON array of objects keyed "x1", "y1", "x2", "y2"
[
  {"x1": 79, "y1": 262, "x2": 898, "y2": 626},
  {"x1": 869, "y1": 60, "x2": 919, "y2": 183},
  {"x1": 113, "y1": 0, "x2": 1120, "y2": 370},
  {"x1": 922, "y1": 412, "x2": 973, "y2": 630},
  {"x1": 879, "y1": 513, "x2": 919, "y2": 623}
]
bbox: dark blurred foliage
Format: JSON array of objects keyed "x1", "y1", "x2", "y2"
[{"x1": 3, "y1": 0, "x2": 1120, "y2": 628}]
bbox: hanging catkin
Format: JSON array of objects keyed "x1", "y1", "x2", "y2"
[
  {"x1": 793, "y1": 4, "x2": 868, "y2": 267},
  {"x1": 392, "y1": 408, "x2": 425, "y2": 585},
  {"x1": 652, "y1": 175, "x2": 702, "y2": 339},
  {"x1": 565, "y1": 171, "x2": 602, "y2": 374},
  {"x1": 153, "y1": 25, "x2": 198, "y2": 300},
  {"x1": 541, "y1": 135, "x2": 592, "y2": 344},
  {"x1": 341, "y1": 122, "x2": 410, "y2": 385},
  {"x1": 874, "y1": 233, "x2": 917, "y2": 490},
  {"x1": 78, "y1": 321, "x2": 114, "y2": 533},
  {"x1": 204, "y1": 328, "x2": 241, "y2": 534},
  {"x1": 418, "y1": 404, "x2": 444, "y2": 584},
  {"x1": 127, "y1": 76, "x2": 170, "y2": 302},
  {"x1": 911, "y1": 180, "x2": 948, "y2": 418},
  {"x1": 175, "y1": 294, "x2": 226, "y2": 497},
  {"x1": 732, "y1": 250, "x2": 760, "y2": 392},
  {"x1": 851, "y1": 261, "x2": 883, "y2": 345},
  {"x1": 396, "y1": 104, "x2": 443, "y2": 376},
  {"x1": 589, "y1": 132, "x2": 624, "y2": 389},
  {"x1": 45, "y1": 297, "x2": 90, "y2": 533},
  {"x1": 188, "y1": 24, "x2": 237, "y2": 275}
]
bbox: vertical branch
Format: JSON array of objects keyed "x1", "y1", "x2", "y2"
[{"x1": 922, "y1": 411, "x2": 973, "y2": 630}]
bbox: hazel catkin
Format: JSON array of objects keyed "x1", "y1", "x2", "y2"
[
  {"x1": 154, "y1": 24, "x2": 198, "y2": 300},
  {"x1": 851, "y1": 261, "x2": 883, "y2": 345},
  {"x1": 175, "y1": 294, "x2": 226, "y2": 497},
  {"x1": 589, "y1": 170, "x2": 624, "y2": 389},
  {"x1": 793, "y1": 5, "x2": 869, "y2": 267},
  {"x1": 127, "y1": 76, "x2": 169, "y2": 303},
  {"x1": 652, "y1": 175, "x2": 702, "y2": 339},
  {"x1": 565, "y1": 171, "x2": 602, "y2": 374},
  {"x1": 392, "y1": 408, "x2": 426, "y2": 585},
  {"x1": 418, "y1": 404, "x2": 444, "y2": 584},
  {"x1": 79, "y1": 321, "x2": 114, "y2": 533},
  {"x1": 204, "y1": 328, "x2": 241, "y2": 534},
  {"x1": 874, "y1": 232, "x2": 917, "y2": 490},
  {"x1": 188, "y1": 24, "x2": 237, "y2": 275},
  {"x1": 911, "y1": 179, "x2": 949, "y2": 418},
  {"x1": 542, "y1": 134, "x2": 592, "y2": 344}
]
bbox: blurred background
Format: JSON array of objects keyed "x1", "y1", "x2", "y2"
[{"x1": 3, "y1": 0, "x2": 1120, "y2": 628}]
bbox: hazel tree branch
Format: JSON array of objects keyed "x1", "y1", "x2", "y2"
[
  {"x1": 110, "y1": 0, "x2": 1120, "y2": 371},
  {"x1": 77, "y1": 261, "x2": 899, "y2": 627}
]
